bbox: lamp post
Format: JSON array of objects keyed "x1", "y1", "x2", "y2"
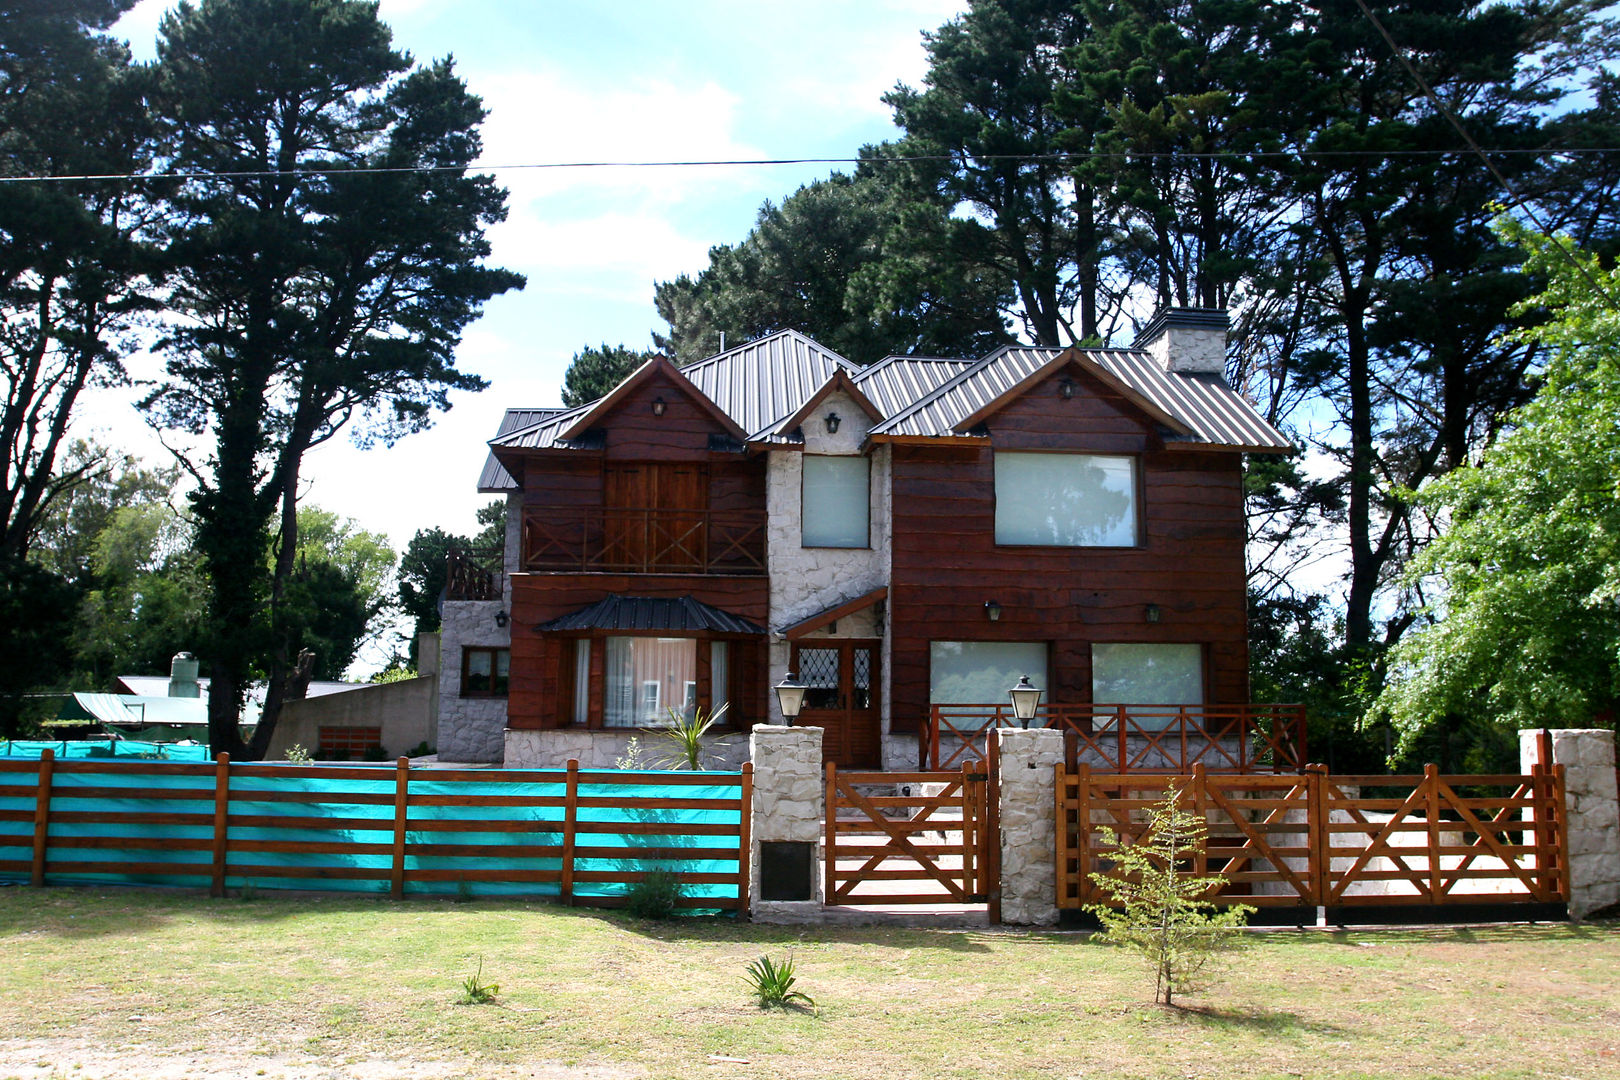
[
  {"x1": 774, "y1": 672, "x2": 807, "y2": 726},
  {"x1": 1007, "y1": 674, "x2": 1043, "y2": 729}
]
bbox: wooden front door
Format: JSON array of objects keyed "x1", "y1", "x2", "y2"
[
  {"x1": 604, "y1": 463, "x2": 708, "y2": 571},
  {"x1": 792, "y1": 640, "x2": 881, "y2": 768}
]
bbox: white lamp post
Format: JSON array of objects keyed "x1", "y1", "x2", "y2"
[{"x1": 1007, "y1": 674, "x2": 1043, "y2": 729}]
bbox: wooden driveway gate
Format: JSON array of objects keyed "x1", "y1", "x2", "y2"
[{"x1": 824, "y1": 762, "x2": 993, "y2": 906}]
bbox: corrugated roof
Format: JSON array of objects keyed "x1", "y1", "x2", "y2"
[
  {"x1": 680, "y1": 329, "x2": 858, "y2": 436},
  {"x1": 480, "y1": 408, "x2": 567, "y2": 488},
  {"x1": 853, "y1": 355, "x2": 977, "y2": 418},
  {"x1": 870, "y1": 345, "x2": 1291, "y2": 452},
  {"x1": 536, "y1": 594, "x2": 765, "y2": 634}
]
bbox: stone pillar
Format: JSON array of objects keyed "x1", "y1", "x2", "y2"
[
  {"x1": 1520, "y1": 728, "x2": 1620, "y2": 920},
  {"x1": 748, "y1": 724, "x2": 825, "y2": 922},
  {"x1": 997, "y1": 727, "x2": 1066, "y2": 926}
]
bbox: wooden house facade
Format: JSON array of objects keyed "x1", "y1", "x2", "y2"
[{"x1": 435, "y1": 309, "x2": 1294, "y2": 771}]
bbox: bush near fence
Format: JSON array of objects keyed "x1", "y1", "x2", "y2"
[{"x1": 0, "y1": 754, "x2": 752, "y2": 913}]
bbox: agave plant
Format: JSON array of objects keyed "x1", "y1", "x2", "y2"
[
  {"x1": 657, "y1": 702, "x2": 729, "y2": 770},
  {"x1": 744, "y1": 954, "x2": 816, "y2": 1012}
]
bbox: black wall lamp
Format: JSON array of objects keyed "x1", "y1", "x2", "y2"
[
  {"x1": 1058, "y1": 377, "x2": 1076, "y2": 400},
  {"x1": 825, "y1": 412, "x2": 841, "y2": 434},
  {"x1": 494, "y1": 609, "x2": 509, "y2": 629},
  {"x1": 984, "y1": 600, "x2": 1002, "y2": 622},
  {"x1": 1144, "y1": 603, "x2": 1161, "y2": 624},
  {"x1": 774, "y1": 672, "x2": 807, "y2": 726},
  {"x1": 1007, "y1": 675, "x2": 1043, "y2": 728},
  {"x1": 651, "y1": 396, "x2": 667, "y2": 416}
]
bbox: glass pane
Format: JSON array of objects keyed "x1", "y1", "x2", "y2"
[
  {"x1": 492, "y1": 650, "x2": 510, "y2": 695},
  {"x1": 802, "y1": 456, "x2": 870, "y2": 548},
  {"x1": 572, "y1": 640, "x2": 591, "y2": 725},
  {"x1": 603, "y1": 637, "x2": 697, "y2": 727},
  {"x1": 995, "y1": 453, "x2": 1137, "y2": 546},
  {"x1": 929, "y1": 641, "x2": 1047, "y2": 720},
  {"x1": 710, "y1": 641, "x2": 729, "y2": 717},
  {"x1": 1092, "y1": 644, "x2": 1203, "y2": 731},
  {"x1": 851, "y1": 647, "x2": 872, "y2": 709},
  {"x1": 465, "y1": 649, "x2": 492, "y2": 693},
  {"x1": 798, "y1": 647, "x2": 840, "y2": 709}
]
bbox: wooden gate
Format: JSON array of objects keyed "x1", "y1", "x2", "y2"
[{"x1": 824, "y1": 761, "x2": 993, "y2": 906}]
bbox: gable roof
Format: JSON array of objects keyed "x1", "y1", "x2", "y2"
[
  {"x1": 480, "y1": 408, "x2": 566, "y2": 491},
  {"x1": 756, "y1": 368, "x2": 887, "y2": 443},
  {"x1": 560, "y1": 354, "x2": 749, "y2": 442},
  {"x1": 535, "y1": 594, "x2": 765, "y2": 634}
]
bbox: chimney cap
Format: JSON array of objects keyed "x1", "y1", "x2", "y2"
[{"x1": 1133, "y1": 306, "x2": 1228, "y2": 349}]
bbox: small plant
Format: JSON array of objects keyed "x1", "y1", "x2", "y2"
[
  {"x1": 460, "y1": 957, "x2": 500, "y2": 1005},
  {"x1": 744, "y1": 954, "x2": 816, "y2": 1012},
  {"x1": 237, "y1": 882, "x2": 258, "y2": 902},
  {"x1": 614, "y1": 736, "x2": 647, "y2": 770},
  {"x1": 623, "y1": 868, "x2": 685, "y2": 919},
  {"x1": 1084, "y1": 781, "x2": 1253, "y2": 1006},
  {"x1": 284, "y1": 744, "x2": 312, "y2": 765},
  {"x1": 454, "y1": 879, "x2": 474, "y2": 903},
  {"x1": 656, "y1": 703, "x2": 728, "y2": 770}
]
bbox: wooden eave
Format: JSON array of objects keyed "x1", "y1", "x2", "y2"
[
  {"x1": 559, "y1": 354, "x2": 749, "y2": 443},
  {"x1": 781, "y1": 587, "x2": 888, "y2": 641},
  {"x1": 950, "y1": 349, "x2": 1193, "y2": 438},
  {"x1": 865, "y1": 433, "x2": 990, "y2": 447}
]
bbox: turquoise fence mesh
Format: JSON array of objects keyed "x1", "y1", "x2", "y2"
[
  {"x1": 0, "y1": 762, "x2": 743, "y2": 909},
  {"x1": 0, "y1": 740, "x2": 212, "y2": 761}
]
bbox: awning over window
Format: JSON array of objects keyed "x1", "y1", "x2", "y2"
[{"x1": 536, "y1": 594, "x2": 765, "y2": 635}]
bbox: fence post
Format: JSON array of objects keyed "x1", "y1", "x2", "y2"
[
  {"x1": 561, "y1": 759, "x2": 579, "y2": 906},
  {"x1": 823, "y1": 761, "x2": 837, "y2": 907},
  {"x1": 1116, "y1": 705, "x2": 1128, "y2": 772},
  {"x1": 1424, "y1": 763, "x2": 1442, "y2": 901},
  {"x1": 1307, "y1": 764, "x2": 1329, "y2": 911},
  {"x1": 390, "y1": 757, "x2": 410, "y2": 900},
  {"x1": 1076, "y1": 763, "x2": 1092, "y2": 905},
  {"x1": 210, "y1": 753, "x2": 231, "y2": 898},
  {"x1": 1192, "y1": 763, "x2": 1207, "y2": 881},
  {"x1": 985, "y1": 731, "x2": 1002, "y2": 924},
  {"x1": 30, "y1": 749, "x2": 54, "y2": 887},
  {"x1": 737, "y1": 762, "x2": 753, "y2": 920},
  {"x1": 1554, "y1": 762, "x2": 1573, "y2": 906}
]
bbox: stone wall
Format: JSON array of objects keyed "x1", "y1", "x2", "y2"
[
  {"x1": 1521, "y1": 728, "x2": 1620, "y2": 919},
  {"x1": 436, "y1": 598, "x2": 510, "y2": 763},
  {"x1": 504, "y1": 727, "x2": 750, "y2": 771},
  {"x1": 747, "y1": 724, "x2": 825, "y2": 922},
  {"x1": 996, "y1": 728, "x2": 1065, "y2": 925}
]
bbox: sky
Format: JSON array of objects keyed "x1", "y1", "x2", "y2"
[{"x1": 92, "y1": 0, "x2": 968, "y2": 557}]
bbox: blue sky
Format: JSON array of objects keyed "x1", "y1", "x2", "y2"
[{"x1": 93, "y1": 0, "x2": 967, "y2": 563}]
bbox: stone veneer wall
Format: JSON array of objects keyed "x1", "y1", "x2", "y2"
[
  {"x1": 504, "y1": 727, "x2": 750, "y2": 770},
  {"x1": 996, "y1": 728, "x2": 1066, "y2": 925},
  {"x1": 435, "y1": 495, "x2": 520, "y2": 764},
  {"x1": 747, "y1": 724, "x2": 825, "y2": 921},
  {"x1": 1521, "y1": 728, "x2": 1620, "y2": 919}
]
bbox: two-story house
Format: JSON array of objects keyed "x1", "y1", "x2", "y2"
[{"x1": 435, "y1": 308, "x2": 1292, "y2": 772}]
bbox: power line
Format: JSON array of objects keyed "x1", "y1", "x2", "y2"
[{"x1": 2, "y1": 145, "x2": 1619, "y2": 185}]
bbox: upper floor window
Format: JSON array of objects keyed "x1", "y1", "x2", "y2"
[
  {"x1": 802, "y1": 455, "x2": 870, "y2": 548},
  {"x1": 994, "y1": 452, "x2": 1137, "y2": 547},
  {"x1": 462, "y1": 647, "x2": 510, "y2": 698}
]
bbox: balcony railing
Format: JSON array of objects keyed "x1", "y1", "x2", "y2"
[
  {"x1": 445, "y1": 546, "x2": 504, "y2": 602},
  {"x1": 522, "y1": 508, "x2": 766, "y2": 575},
  {"x1": 922, "y1": 703, "x2": 1308, "y2": 774}
]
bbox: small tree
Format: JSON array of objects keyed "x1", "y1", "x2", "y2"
[{"x1": 1085, "y1": 782, "x2": 1252, "y2": 1005}]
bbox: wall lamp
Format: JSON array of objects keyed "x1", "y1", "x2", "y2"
[
  {"x1": 1058, "y1": 377, "x2": 1076, "y2": 400},
  {"x1": 825, "y1": 412, "x2": 841, "y2": 434},
  {"x1": 984, "y1": 600, "x2": 1002, "y2": 622},
  {"x1": 494, "y1": 609, "x2": 509, "y2": 629},
  {"x1": 651, "y1": 396, "x2": 667, "y2": 416},
  {"x1": 1144, "y1": 603, "x2": 1161, "y2": 624}
]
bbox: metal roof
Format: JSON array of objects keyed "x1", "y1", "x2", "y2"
[
  {"x1": 680, "y1": 329, "x2": 858, "y2": 437},
  {"x1": 853, "y1": 355, "x2": 977, "y2": 418},
  {"x1": 479, "y1": 408, "x2": 567, "y2": 488},
  {"x1": 869, "y1": 345, "x2": 1292, "y2": 452},
  {"x1": 536, "y1": 594, "x2": 765, "y2": 634}
]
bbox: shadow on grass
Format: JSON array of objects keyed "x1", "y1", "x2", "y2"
[
  {"x1": 1322, "y1": 923, "x2": 1603, "y2": 947},
  {"x1": 1172, "y1": 1002, "x2": 1346, "y2": 1037}
]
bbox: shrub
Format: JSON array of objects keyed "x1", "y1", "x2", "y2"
[
  {"x1": 1084, "y1": 781, "x2": 1252, "y2": 1005},
  {"x1": 656, "y1": 703, "x2": 728, "y2": 770},
  {"x1": 623, "y1": 869, "x2": 685, "y2": 919}
]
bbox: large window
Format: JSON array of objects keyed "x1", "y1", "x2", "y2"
[
  {"x1": 994, "y1": 452, "x2": 1137, "y2": 547},
  {"x1": 1091, "y1": 643, "x2": 1203, "y2": 716},
  {"x1": 604, "y1": 637, "x2": 698, "y2": 727},
  {"x1": 930, "y1": 641, "x2": 1048, "y2": 717},
  {"x1": 802, "y1": 455, "x2": 870, "y2": 548},
  {"x1": 461, "y1": 647, "x2": 510, "y2": 698}
]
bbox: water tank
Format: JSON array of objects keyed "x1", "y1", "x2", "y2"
[{"x1": 168, "y1": 651, "x2": 201, "y2": 698}]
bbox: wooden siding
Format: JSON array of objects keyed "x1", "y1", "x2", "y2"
[{"x1": 888, "y1": 366, "x2": 1250, "y2": 734}]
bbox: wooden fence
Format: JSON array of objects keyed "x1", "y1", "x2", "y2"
[
  {"x1": 0, "y1": 753, "x2": 751, "y2": 913},
  {"x1": 1058, "y1": 762, "x2": 1568, "y2": 914}
]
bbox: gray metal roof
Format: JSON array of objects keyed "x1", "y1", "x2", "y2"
[
  {"x1": 535, "y1": 594, "x2": 765, "y2": 634},
  {"x1": 681, "y1": 329, "x2": 858, "y2": 437},
  {"x1": 479, "y1": 408, "x2": 567, "y2": 489},
  {"x1": 853, "y1": 355, "x2": 977, "y2": 418},
  {"x1": 869, "y1": 345, "x2": 1292, "y2": 452}
]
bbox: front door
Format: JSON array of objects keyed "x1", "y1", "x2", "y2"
[{"x1": 792, "y1": 640, "x2": 881, "y2": 768}]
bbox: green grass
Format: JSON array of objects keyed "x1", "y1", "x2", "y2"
[{"x1": 0, "y1": 888, "x2": 1616, "y2": 1079}]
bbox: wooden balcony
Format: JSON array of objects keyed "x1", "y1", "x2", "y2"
[
  {"x1": 922, "y1": 703, "x2": 1308, "y2": 774},
  {"x1": 521, "y1": 508, "x2": 766, "y2": 575},
  {"x1": 445, "y1": 546, "x2": 504, "y2": 601}
]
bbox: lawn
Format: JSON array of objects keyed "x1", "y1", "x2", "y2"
[{"x1": 0, "y1": 887, "x2": 1615, "y2": 1080}]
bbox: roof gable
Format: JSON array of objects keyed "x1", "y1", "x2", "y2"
[
  {"x1": 760, "y1": 368, "x2": 886, "y2": 441},
  {"x1": 950, "y1": 349, "x2": 1192, "y2": 437},
  {"x1": 559, "y1": 355, "x2": 748, "y2": 442}
]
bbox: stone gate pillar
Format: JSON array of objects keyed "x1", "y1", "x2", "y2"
[
  {"x1": 748, "y1": 724, "x2": 824, "y2": 922},
  {"x1": 1520, "y1": 728, "x2": 1620, "y2": 920},
  {"x1": 997, "y1": 727, "x2": 1066, "y2": 926}
]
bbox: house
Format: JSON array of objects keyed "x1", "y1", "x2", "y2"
[{"x1": 435, "y1": 307, "x2": 1293, "y2": 771}]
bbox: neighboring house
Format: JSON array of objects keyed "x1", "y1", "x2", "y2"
[{"x1": 435, "y1": 308, "x2": 1292, "y2": 771}]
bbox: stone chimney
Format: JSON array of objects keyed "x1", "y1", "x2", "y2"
[
  {"x1": 167, "y1": 651, "x2": 201, "y2": 699},
  {"x1": 1133, "y1": 307, "x2": 1228, "y2": 375}
]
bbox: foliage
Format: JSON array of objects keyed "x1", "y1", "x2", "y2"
[
  {"x1": 142, "y1": 0, "x2": 522, "y2": 758},
  {"x1": 743, "y1": 954, "x2": 816, "y2": 1012},
  {"x1": 1085, "y1": 782, "x2": 1252, "y2": 1005},
  {"x1": 1374, "y1": 223, "x2": 1620, "y2": 752},
  {"x1": 622, "y1": 869, "x2": 685, "y2": 920},
  {"x1": 0, "y1": 0, "x2": 156, "y2": 565},
  {"x1": 459, "y1": 957, "x2": 499, "y2": 1004},
  {"x1": 561, "y1": 344, "x2": 656, "y2": 406},
  {"x1": 283, "y1": 744, "x2": 312, "y2": 765},
  {"x1": 656, "y1": 703, "x2": 728, "y2": 771},
  {"x1": 614, "y1": 736, "x2": 647, "y2": 770},
  {"x1": 396, "y1": 500, "x2": 502, "y2": 657},
  {"x1": 369, "y1": 664, "x2": 417, "y2": 684},
  {"x1": 0, "y1": 555, "x2": 79, "y2": 736}
]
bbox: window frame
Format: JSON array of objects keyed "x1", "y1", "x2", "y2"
[
  {"x1": 992, "y1": 450, "x2": 1142, "y2": 549},
  {"x1": 561, "y1": 632, "x2": 744, "y2": 731},
  {"x1": 460, "y1": 646, "x2": 511, "y2": 699},
  {"x1": 800, "y1": 453, "x2": 872, "y2": 550}
]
